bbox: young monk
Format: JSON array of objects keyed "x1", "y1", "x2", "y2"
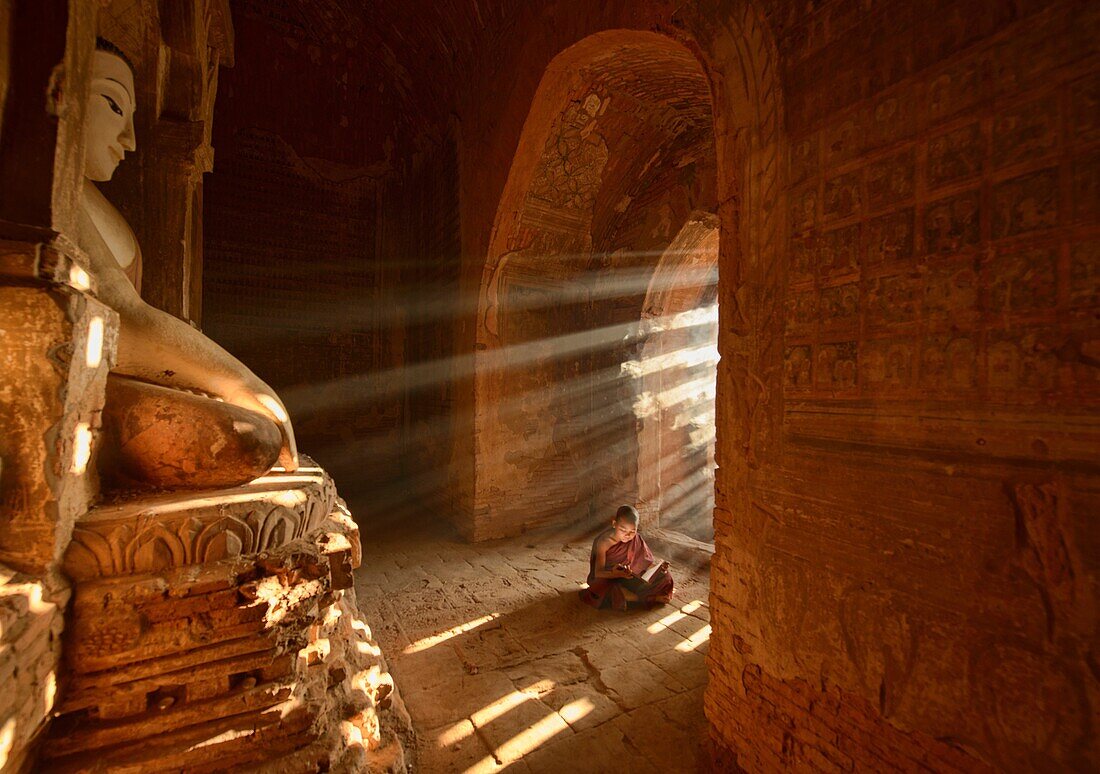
[{"x1": 579, "y1": 505, "x2": 675, "y2": 610}]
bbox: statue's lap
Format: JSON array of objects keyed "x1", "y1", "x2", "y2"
[{"x1": 101, "y1": 374, "x2": 282, "y2": 490}]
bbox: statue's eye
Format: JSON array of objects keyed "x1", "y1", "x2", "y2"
[{"x1": 103, "y1": 94, "x2": 123, "y2": 117}]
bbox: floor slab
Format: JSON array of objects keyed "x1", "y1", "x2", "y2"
[{"x1": 355, "y1": 522, "x2": 710, "y2": 773}]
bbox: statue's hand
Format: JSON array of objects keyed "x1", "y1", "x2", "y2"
[
  {"x1": 253, "y1": 393, "x2": 298, "y2": 472},
  {"x1": 276, "y1": 421, "x2": 299, "y2": 472}
]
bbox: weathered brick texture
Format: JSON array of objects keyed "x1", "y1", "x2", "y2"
[
  {"x1": 706, "y1": 1, "x2": 1098, "y2": 771},
  {"x1": 443, "y1": 0, "x2": 1099, "y2": 770},
  {"x1": 0, "y1": 570, "x2": 65, "y2": 774},
  {"x1": 45, "y1": 499, "x2": 409, "y2": 771},
  {"x1": 196, "y1": 0, "x2": 1099, "y2": 770}
]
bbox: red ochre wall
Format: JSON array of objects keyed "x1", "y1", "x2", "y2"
[
  {"x1": 447, "y1": 0, "x2": 1099, "y2": 770},
  {"x1": 743, "y1": 4, "x2": 1098, "y2": 769},
  {"x1": 202, "y1": 0, "x2": 1100, "y2": 769},
  {"x1": 468, "y1": 39, "x2": 719, "y2": 540}
]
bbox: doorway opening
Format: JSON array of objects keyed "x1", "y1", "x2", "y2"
[
  {"x1": 633, "y1": 218, "x2": 719, "y2": 544},
  {"x1": 473, "y1": 31, "x2": 718, "y2": 546}
]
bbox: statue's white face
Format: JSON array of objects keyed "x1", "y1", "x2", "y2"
[{"x1": 84, "y1": 50, "x2": 136, "y2": 182}]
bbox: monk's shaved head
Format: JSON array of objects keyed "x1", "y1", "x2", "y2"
[{"x1": 615, "y1": 505, "x2": 640, "y2": 525}]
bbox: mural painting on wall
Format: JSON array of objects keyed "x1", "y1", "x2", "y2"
[{"x1": 530, "y1": 96, "x2": 610, "y2": 212}]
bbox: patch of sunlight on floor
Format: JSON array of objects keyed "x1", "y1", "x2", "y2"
[
  {"x1": 648, "y1": 609, "x2": 687, "y2": 634},
  {"x1": 471, "y1": 689, "x2": 539, "y2": 727},
  {"x1": 647, "y1": 599, "x2": 705, "y2": 634},
  {"x1": 464, "y1": 699, "x2": 591, "y2": 773},
  {"x1": 403, "y1": 613, "x2": 500, "y2": 654},
  {"x1": 436, "y1": 720, "x2": 474, "y2": 747},
  {"x1": 676, "y1": 623, "x2": 712, "y2": 653},
  {"x1": 558, "y1": 696, "x2": 595, "y2": 725}
]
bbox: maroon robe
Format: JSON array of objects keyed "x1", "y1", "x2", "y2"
[{"x1": 579, "y1": 530, "x2": 675, "y2": 610}]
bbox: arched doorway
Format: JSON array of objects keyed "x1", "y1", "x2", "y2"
[
  {"x1": 472, "y1": 31, "x2": 718, "y2": 540},
  {"x1": 634, "y1": 215, "x2": 720, "y2": 542}
]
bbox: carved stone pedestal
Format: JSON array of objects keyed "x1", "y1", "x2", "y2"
[
  {"x1": 0, "y1": 235, "x2": 116, "y2": 771},
  {"x1": 43, "y1": 462, "x2": 409, "y2": 772}
]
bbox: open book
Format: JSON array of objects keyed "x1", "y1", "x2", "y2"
[{"x1": 636, "y1": 559, "x2": 668, "y2": 583}]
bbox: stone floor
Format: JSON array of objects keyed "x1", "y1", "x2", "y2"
[{"x1": 353, "y1": 520, "x2": 712, "y2": 773}]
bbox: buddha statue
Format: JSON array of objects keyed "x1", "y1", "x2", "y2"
[{"x1": 77, "y1": 39, "x2": 297, "y2": 489}]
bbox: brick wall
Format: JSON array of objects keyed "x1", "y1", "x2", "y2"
[
  {"x1": 203, "y1": 8, "x2": 409, "y2": 507},
  {"x1": 377, "y1": 134, "x2": 463, "y2": 523},
  {"x1": 203, "y1": 8, "x2": 471, "y2": 519},
  {"x1": 0, "y1": 571, "x2": 64, "y2": 773},
  {"x1": 705, "y1": 0, "x2": 1100, "y2": 770},
  {"x1": 469, "y1": 34, "x2": 718, "y2": 540},
  {"x1": 443, "y1": 0, "x2": 1099, "y2": 770},
  {"x1": 198, "y1": 1, "x2": 1099, "y2": 769},
  {"x1": 203, "y1": 126, "x2": 400, "y2": 499}
]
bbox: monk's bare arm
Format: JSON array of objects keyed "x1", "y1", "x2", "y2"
[
  {"x1": 88, "y1": 245, "x2": 298, "y2": 467},
  {"x1": 592, "y1": 536, "x2": 630, "y2": 579}
]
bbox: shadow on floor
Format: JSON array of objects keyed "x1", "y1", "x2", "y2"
[{"x1": 353, "y1": 520, "x2": 712, "y2": 773}]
